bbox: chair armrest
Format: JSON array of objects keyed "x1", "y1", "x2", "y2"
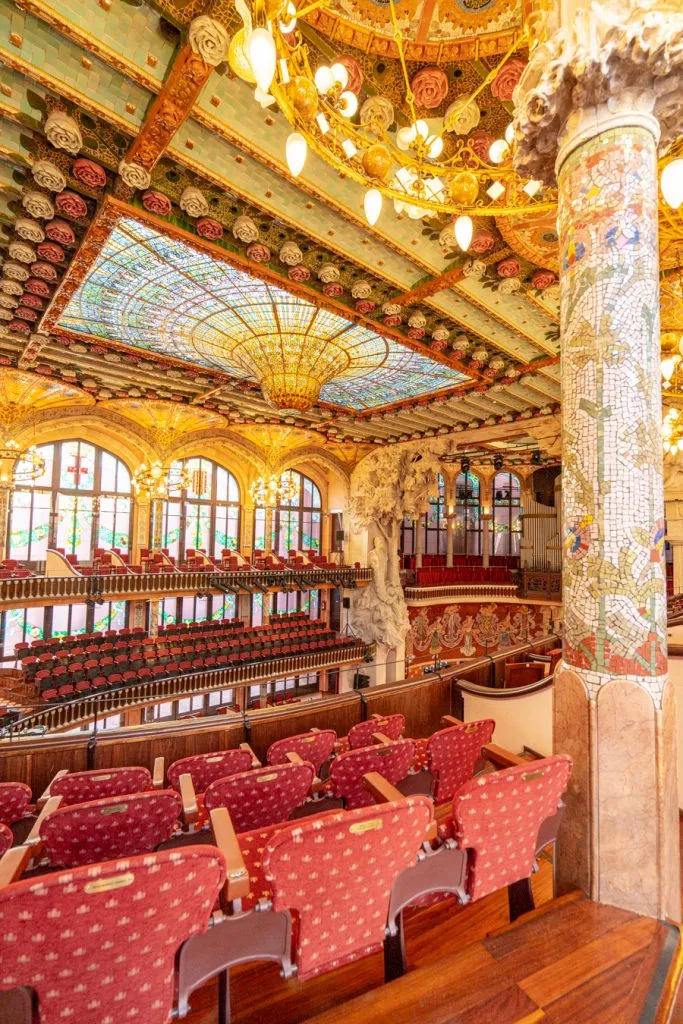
[
  {"x1": 309, "y1": 727, "x2": 320, "y2": 733},
  {"x1": 24, "y1": 795, "x2": 62, "y2": 861},
  {"x1": 0, "y1": 845, "x2": 32, "y2": 887},
  {"x1": 152, "y1": 757, "x2": 165, "y2": 789},
  {"x1": 285, "y1": 751, "x2": 303, "y2": 764},
  {"x1": 363, "y1": 772, "x2": 436, "y2": 842},
  {"x1": 239, "y1": 742, "x2": 262, "y2": 768},
  {"x1": 481, "y1": 743, "x2": 527, "y2": 769},
  {"x1": 36, "y1": 769, "x2": 68, "y2": 810},
  {"x1": 371, "y1": 732, "x2": 393, "y2": 746},
  {"x1": 209, "y1": 807, "x2": 250, "y2": 904},
  {"x1": 178, "y1": 773, "x2": 198, "y2": 829},
  {"x1": 441, "y1": 715, "x2": 464, "y2": 728}
]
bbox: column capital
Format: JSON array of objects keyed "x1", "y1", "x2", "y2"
[{"x1": 513, "y1": 1, "x2": 683, "y2": 185}]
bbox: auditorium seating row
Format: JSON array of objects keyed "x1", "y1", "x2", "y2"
[
  {"x1": 415, "y1": 566, "x2": 514, "y2": 587},
  {"x1": 0, "y1": 558, "x2": 34, "y2": 579},
  {"x1": 0, "y1": 712, "x2": 572, "y2": 1024}
]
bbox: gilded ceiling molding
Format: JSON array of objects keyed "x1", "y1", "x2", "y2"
[
  {"x1": 392, "y1": 265, "x2": 467, "y2": 307},
  {"x1": 17, "y1": 331, "x2": 51, "y2": 369},
  {"x1": 124, "y1": 42, "x2": 215, "y2": 173}
]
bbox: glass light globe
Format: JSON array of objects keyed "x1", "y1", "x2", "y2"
[
  {"x1": 339, "y1": 91, "x2": 358, "y2": 118},
  {"x1": 396, "y1": 126, "x2": 416, "y2": 151},
  {"x1": 661, "y1": 159, "x2": 683, "y2": 210},
  {"x1": 314, "y1": 65, "x2": 334, "y2": 95},
  {"x1": 247, "y1": 28, "x2": 276, "y2": 94},
  {"x1": 455, "y1": 215, "x2": 473, "y2": 251},
  {"x1": 278, "y1": 1, "x2": 297, "y2": 33},
  {"x1": 330, "y1": 63, "x2": 349, "y2": 90},
  {"x1": 427, "y1": 135, "x2": 443, "y2": 159},
  {"x1": 489, "y1": 139, "x2": 510, "y2": 164},
  {"x1": 504, "y1": 122, "x2": 515, "y2": 145},
  {"x1": 364, "y1": 188, "x2": 382, "y2": 226},
  {"x1": 415, "y1": 120, "x2": 429, "y2": 140},
  {"x1": 286, "y1": 132, "x2": 307, "y2": 177}
]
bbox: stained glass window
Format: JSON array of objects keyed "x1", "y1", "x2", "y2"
[
  {"x1": 8, "y1": 440, "x2": 132, "y2": 567},
  {"x1": 160, "y1": 457, "x2": 240, "y2": 561},
  {"x1": 492, "y1": 472, "x2": 522, "y2": 556},
  {"x1": 58, "y1": 215, "x2": 469, "y2": 411},
  {"x1": 455, "y1": 471, "x2": 481, "y2": 555},
  {"x1": 401, "y1": 473, "x2": 447, "y2": 556},
  {"x1": 260, "y1": 471, "x2": 322, "y2": 556}
]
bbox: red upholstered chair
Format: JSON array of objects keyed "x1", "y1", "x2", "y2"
[
  {"x1": 0, "y1": 847, "x2": 225, "y2": 1024},
  {"x1": 167, "y1": 748, "x2": 255, "y2": 794},
  {"x1": 0, "y1": 782, "x2": 32, "y2": 826},
  {"x1": 50, "y1": 767, "x2": 153, "y2": 806},
  {"x1": 346, "y1": 714, "x2": 405, "y2": 750},
  {"x1": 330, "y1": 739, "x2": 416, "y2": 809},
  {"x1": 203, "y1": 761, "x2": 315, "y2": 833},
  {"x1": 0, "y1": 822, "x2": 12, "y2": 856},
  {"x1": 38, "y1": 790, "x2": 183, "y2": 868},
  {"x1": 424, "y1": 718, "x2": 496, "y2": 804},
  {"x1": 266, "y1": 729, "x2": 337, "y2": 774}
]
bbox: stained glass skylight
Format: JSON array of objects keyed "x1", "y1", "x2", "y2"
[{"x1": 57, "y1": 216, "x2": 468, "y2": 411}]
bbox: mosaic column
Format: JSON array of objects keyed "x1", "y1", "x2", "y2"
[{"x1": 514, "y1": 0, "x2": 683, "y2": 920}]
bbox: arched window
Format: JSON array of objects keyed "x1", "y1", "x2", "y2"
[
  {"x1": 254, "y1": 470, "x2": 322, "y2": 555},
  {"x1": 400, "y1": 473, "x2": 447, "y2": 558},
  {"x1": 492, "y1": 471, "x2": 522, "y2": 556},
  {"x1": 160, "y1": 457, "x2": 240, "y2": 561},
  {"x1": 455, "y1": 471, "x2": 481, "y2": 555},
  {"x1": 8, "y1": 440, "x2": 132, "y2": 566}
]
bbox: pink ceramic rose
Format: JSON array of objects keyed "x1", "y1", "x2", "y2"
[
  {"x1": 247, "y1": 242, "x2": 271, "y2": 263},
  {"x1": 55, "y1": 191, "x2": 88, "y2": 220},
  {"x1": 72, "y1": 158, "x2": 107, "y2": 189},
  {"x1": 531, "y1": 269, "x2": 556, "y2": 290},
  {"x1": 430, "y1": 338, "x2": 448, "y2": 351},
  {"x1": 8, "y1": 319, "x2": 30, "y2": 334},
  {"x1": 15, "y1": 306, "x2": 38, "y2": 321},
  {"x1": 25, "y1": 278, "x2": 50, "y2": 296},
  {"x1": 142, "y1": 190, "x2": 172, "y2": 216},
  {"x1": 196, "y1": 217, "x2": 223, "y2": 240},
  {"x1": 20, "y1": 293, "x2": 43, "y2": 310},
  {"x1": 384, "y1": 314, "x2": 402, "y2": 327},
  {"x1": 355, "y1": 299, "x2": 375, "y2": 314},
  {"x1": 497, "y1": 257, "x2": 521, "y2": 278},
  {"x1": 468, "y1": 130, "x2": 495, "y2": 163},
  {"x1": 45, "y1": 219, "x2": 75, "y2": 246},
  {"x1": 35, "y1": 364, "x2": 53, "y2": 374},
  {"x1": 37, "y1": 241, "x2": 65, "y2": 263},
  {"x1": 470, "y1": 230, "x2": 495, "y2": 255},
  {"x1": 407, "y1": 327, "x2": 425, "y2": 340},
  {"x1": 338, "y1": 55, "x2": 363, "y2": 95},
  {"x1": 491, "y1": 58, "x2": 526, "y2": 102},
  {"x1": 411, "y1": 66, "x2": 449, "y2": 110},
  {"x1": 322, "y1": 282, "x2": 343, "y2": 298},
  {"x1": 30, "y1": 261, "x2": 58, "y2": 281},
  {"x1": 288, "y1": 265, "x2": 311, "y2": 282}
]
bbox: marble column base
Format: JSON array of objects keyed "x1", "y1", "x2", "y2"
[{"x1": 554, "y1": 663, "x2": 680, "y2": 921}]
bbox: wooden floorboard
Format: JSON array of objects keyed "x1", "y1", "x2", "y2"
[{"x1": 184, "y1": 848, "x2": 675, "y2": 1024}]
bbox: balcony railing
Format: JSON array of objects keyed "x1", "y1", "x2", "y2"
[
  {"x1": 3, "y1": 641, "x2": 372, "y2": 736},
  {"x1": 404, "y1": 582, "x2": 519, "y2": 601},
  {"x1": 517, "y1": 569, "x2": 562, "y2": 600},
  {"x1": 0, "y1": 566, "x2": 373, "y2": 609}
]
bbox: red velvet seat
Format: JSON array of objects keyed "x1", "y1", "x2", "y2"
[
  {"x1": 0, "y1": 822, "x2": 12, "y2": 856},
  {"x1": 0, "y1": 846, "x2": 225, "y2": 1024},
  {"x1": 203, "y1": 761, "x2": 315, "y2": 833},
  {"x1": 330, "y1": 739, "x2": 416, "y2": 810},
  {"x1": 0, "y1": 782, "x2": 32, "y2": 826},
  {"x1": 167, "y1": 748, "x2": 254, "y2": 794},
  {"x1": 50, "y1": 767, "x2": 153, "y2": 806},
  {"x1": 421, "y1": 718, "x2": 495, "y2": 804},
  {"x1": 346, "y1": 714, "x2": 405, "y2": 750},
  {"x1": 267, "y1": 729, "x2": 337, "y2": 774},
  {"x1": 39, "y1": 790, "x2": 183, "y2": 868}
]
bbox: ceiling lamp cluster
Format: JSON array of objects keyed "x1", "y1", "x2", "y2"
[
  {"x1": 0, "y1": 439, "x2": 45, "y2": 485},
  {"x1": 663, "y1": 408, "x2": 683, "y2": 456},
  {"x1": 233, "y1": 0, "x2": 554, "y2": 228},
  {"x1": 661, "y1": 158, "x2": 683, "y2": 210},
  {"x1": 131, "y1": 460, "x2": 191, "y2": 501},
  {"x1": 660, "y1": 332, "x2": 683, "y2": 396},
  {"x1": 249, "y1": 469, "x2": 298, "y2": 508}
]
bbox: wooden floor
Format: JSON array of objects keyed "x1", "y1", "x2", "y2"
[{"x1": 185, "y1": 853, "x2": 677, "y2": 1024}]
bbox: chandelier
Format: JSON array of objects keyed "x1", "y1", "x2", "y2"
[
  {"x1": 132, "y1": 460, "x2": 192, "y2": 501},
  {"x1": 234, "y1": 0, "x2": 554, "y2": 227},
  {"x1": 249, "y1": 470, "x2": 298, "y2": 508},
  {"x1": 661, "y1": 332, "x2": 683, "y2": 397},
  {"x1": 0, "y1": 439, "x2": 45, "y2": 484},
  {"x1": 663, "y1": 408, "x2": 683, "y2": 456}
]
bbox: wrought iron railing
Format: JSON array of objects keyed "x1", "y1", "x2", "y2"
[
  {"x1": 0, "y1": 566, "x2": 373, "y2": 608},
  {"x1": 3, "y1": 641, "x2": 372, "y2": 736}
]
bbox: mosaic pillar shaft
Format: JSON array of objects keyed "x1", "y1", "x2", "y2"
[{"x1": 556, "y1": 120, "x2": 679, "y2": 919}]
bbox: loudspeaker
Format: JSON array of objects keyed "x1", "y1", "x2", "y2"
[
  {"x1": 342, "y1": 596, "x2": 351, "y2": 609},
  {"x1": 335, "y1": 530, "x2": 345, "y2": 542}
]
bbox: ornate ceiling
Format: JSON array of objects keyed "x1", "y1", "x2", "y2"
[{"x1": 5, "y1": 0, "x2": 671, "y2": 458}]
